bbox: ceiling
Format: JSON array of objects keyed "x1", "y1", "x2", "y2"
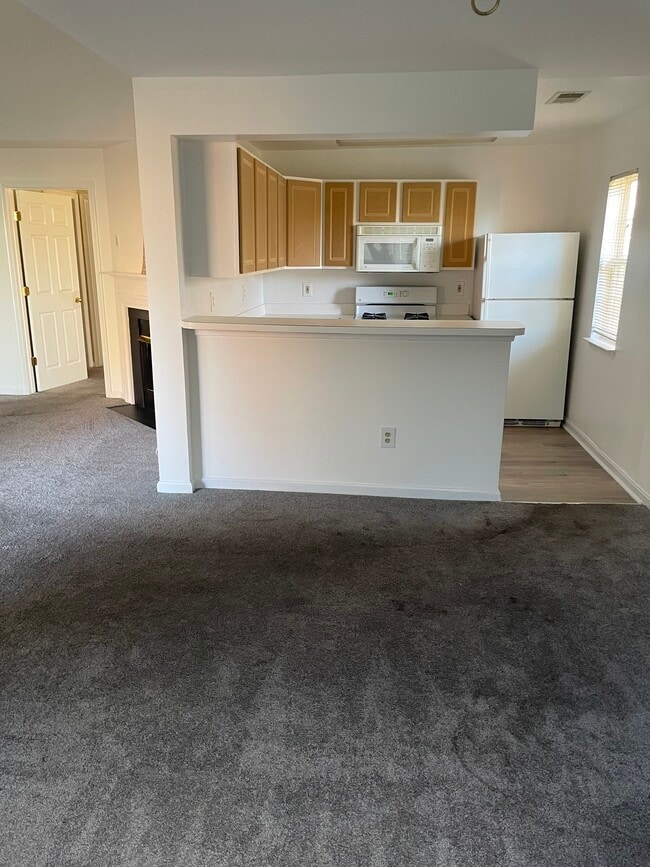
[
  {"x1": 530, "y1": 76, "x2": 650, "y2": 142},
  {"x1": 14, "y1": 0, "x2": 650, "y2": 144},
  {"x1": 17, "y1": 0, "x2": 650, "y2": 79}
]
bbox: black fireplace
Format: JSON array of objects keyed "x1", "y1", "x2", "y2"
[
  {"x1": 108, "y1": 307, "x2": 156, "y2": 429},
  {"x1": 129, "y1": 308, "x2": 155, "y2": 414},
  {"x1": 108, "y1": 308, "x2": 156, "y2": 429}
]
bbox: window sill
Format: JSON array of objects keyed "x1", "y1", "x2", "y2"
[{"x1": 584, "y1": 334, "x2": 616, "y2": 352}]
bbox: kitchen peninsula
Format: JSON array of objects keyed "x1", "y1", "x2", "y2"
[{"x1": 183, "y1": 315, "x2": 524, "y2": 500}]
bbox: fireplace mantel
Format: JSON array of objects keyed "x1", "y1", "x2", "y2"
[{"x1": 101, "y1": 272, "x2": 148, "y2": 403}]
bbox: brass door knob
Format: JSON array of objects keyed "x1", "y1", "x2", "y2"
[{"x1": 74, "y1": 296, "x2": 82, "y2": 303}]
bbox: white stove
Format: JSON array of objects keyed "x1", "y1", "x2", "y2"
[{"x1": 354, "y1": 286, "x2": 438, "y2": 321}]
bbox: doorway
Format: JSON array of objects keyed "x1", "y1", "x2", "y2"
[{"x1": 12, "y1": 188, "x2": 103, "y2": 392}]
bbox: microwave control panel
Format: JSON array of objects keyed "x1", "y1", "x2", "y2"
[{"x1": 419, "y1": 236, "x2": 441, "y2": 272}]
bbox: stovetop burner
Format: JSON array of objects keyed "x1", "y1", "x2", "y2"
[
  {"x1": 354, "y1": 285, "x2": 438, "y2": 322},
  {"x1": 355, "y1": 305, "x2": 437, "y2": 321}
]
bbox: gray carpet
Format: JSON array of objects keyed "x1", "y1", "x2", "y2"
[{"x1": 1, "y1": 374, "x2": 649, "y2": 867}]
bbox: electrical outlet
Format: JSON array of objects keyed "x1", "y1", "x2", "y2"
[
  {"x1": 210, "y1": 290, "x2": 216, "y2": 312},
  {"x1": 302, "y1": 282, "x2": 313, "y2": 298},
  {"x1": 241, "y1": 283, "x2": 247, "y2": 306},
  {"x1": 455, "y1": 280, "x2": 465, "y2": 296},
  {"x1": 381, "y1": 427, "x2": 396, "y2": 448}
]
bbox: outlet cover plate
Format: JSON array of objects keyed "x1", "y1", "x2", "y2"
[{"x1": 381, "y1": 426, "x2": 396, "y2": 448}]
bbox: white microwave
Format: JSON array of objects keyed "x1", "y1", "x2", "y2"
[{"x1": 356, "y1": 223, "x2": 442, "y2": 273}]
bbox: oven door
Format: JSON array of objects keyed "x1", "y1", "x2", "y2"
[{"x1": 356, "y1": 235, "x2": 420, "y2": 272}]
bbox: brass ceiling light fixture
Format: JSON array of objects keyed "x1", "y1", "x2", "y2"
[{"x1": 471, "y1": 0, "x2": 501, "y2": 15}]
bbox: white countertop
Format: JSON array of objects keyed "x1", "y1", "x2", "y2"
[{"x1": 182, "y1": 313, "x2": 524, "y2": 339}]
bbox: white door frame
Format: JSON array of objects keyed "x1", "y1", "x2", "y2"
[{"x1": 2, "y1": 178, "x2": 111, "y2": 396}]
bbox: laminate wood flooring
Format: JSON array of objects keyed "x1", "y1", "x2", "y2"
[{"x1": 499, "y1": 427, "x2": 634, "y2": 504}]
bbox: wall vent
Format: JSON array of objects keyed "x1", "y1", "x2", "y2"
[
  {"x1": 505, "y1": 419, "x2": 562, "y2": 428},
  {"x1": 546, "y1": 91, "x2": 591, "y2": 105}
]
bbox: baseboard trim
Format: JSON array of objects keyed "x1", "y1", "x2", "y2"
[
  {"x1": 199, "y1": 476, "x2": 500, "y2": 501},
  {"x1": 0, "y1": 386, "x2": 31, "y2": 395},
  {"x1": 564, "y1": 419, "x2": 649, "y2": 507},
  {"x1": 157, "y1": 481, "x2": 195, "y2": 494}
]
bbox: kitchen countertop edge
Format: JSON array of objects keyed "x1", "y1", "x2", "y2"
[{"x1": 182, "y1": 315, "x2": 525, "y2": 339}]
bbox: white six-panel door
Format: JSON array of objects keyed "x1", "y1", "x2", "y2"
[{"x1": 16, "y1": 190, "x2": 87, "y2": 391}]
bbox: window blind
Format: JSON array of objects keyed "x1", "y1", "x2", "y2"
[{"x1": 591, "y1": 170, "x2": 639, "y2": 345}]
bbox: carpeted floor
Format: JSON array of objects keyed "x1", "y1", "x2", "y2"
[{"x1": 1, "y1": 373, "x2": 649, "y2": 866}]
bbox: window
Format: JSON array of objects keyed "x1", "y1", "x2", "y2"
[{"x1": 590, "y1": 170, "x2": 639, "y2": 350}]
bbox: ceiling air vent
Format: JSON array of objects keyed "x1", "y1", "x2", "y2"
[{"x1": 546, "y1": 91, "x2": 591, "y2": 105}]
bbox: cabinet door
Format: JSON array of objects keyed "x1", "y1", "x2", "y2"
[
  {"x1": 358, "y1": 182, "x2": 397, "y2": 222},
  {"x1": 237, "y1": 149, "x2": 256, "y2": 274},
  {"x1": 324, "y1": 181, "x2": 354, "y2": 266},
  {"x1": 443, "y1": 181, "x2": 477, "y2": 269},
  {"x1": 401, "y1": 182, "x2": 441, "y2": 223},
  {"x1": 267, "y1": 169, "x2": 278, "y2": 269},
  {"x1": 277, "y1": 174, "x2": 287, "y2": 267},
  {"x1": 254, "y1": 159, "x2": 268, "y2": 271},
  {"x1": 287, "y1": 179, "x2": 322, "y2": 267}
]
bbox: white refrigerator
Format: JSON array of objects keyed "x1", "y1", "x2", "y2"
[{"x1": 473, "y1": 232, "x2": 580, "y2": 424}]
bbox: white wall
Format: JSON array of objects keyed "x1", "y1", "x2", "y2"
[
  {"x1": 103, "y1": 140, "x2": 144, "y2": 274},
  {"x1": 184, "y1": 276, "x2": 264, "y2": 318},
  {"x1": 0, "y1": 0, "x2": 135, "y2": 146},
  {"x1": 261, "y1": 269, "x2": 472, "y2": 312},
  {"x1": 259, "y1": 142, "x2": 576, "y2": 309},
  {"x1": 0, "y1": 149, "x2": 117, "y2": 395},
  {"x1": 565, "y1": 101, "x2": 650, "y2": 505}
]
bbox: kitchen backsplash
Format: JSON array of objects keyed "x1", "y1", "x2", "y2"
[
  {"x1": 184, "y1": 275, "x2": 264, "y2": 317},
  {"x1": 184, "y1": 268, "x2": 475, "y2": 317},
  {"x1": 261, "y1": 269, "x2": 475, "y2": 308}
]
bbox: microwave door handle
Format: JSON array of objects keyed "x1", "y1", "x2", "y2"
[{"x1": 412, "y1": 236, "x2": 419, "y2": 270}]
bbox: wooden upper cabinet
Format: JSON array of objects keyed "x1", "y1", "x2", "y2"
[
  {"x1": 358, "y1": 182, "x2": 397, "y2": 222},
  {"x1": 267, "y1": 169, "x2": 278, "y2": 270},
  {"x1": 254, "y1": 159, "x2": 268, "y2": 271},
  {"x1": 237, "y1": 149, "x2": 256, "y2": 274},
  {"x1": 324, "y1": 182, "x2": 354, "y2": 267},
  {"x1": 277, "y1": 174, "x2": 287, "y2": 267},
  {"x1": 401, "y1": 182, "x2": 441, "y2": 223},
  {"x1": 287, "y1": 179, "x2": 322, "y2": 267},
  {"x1": 237, "y1": 160, "x2": 476, "y2": 272},
  {"x1": 443, "y1": 181, "x2": 477, "y2": 269}
]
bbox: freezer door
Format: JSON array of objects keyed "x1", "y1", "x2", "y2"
[
  {"x1": 484, "y1": 232, "x2": 579, "y2": 301},
  {"x1": 483, "y1": 299, "x2": 574, "y2": 421}
]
